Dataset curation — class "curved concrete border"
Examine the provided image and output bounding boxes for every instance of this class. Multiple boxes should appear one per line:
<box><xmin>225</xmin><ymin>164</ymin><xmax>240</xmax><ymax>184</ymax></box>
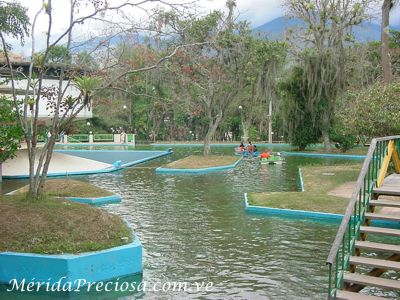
<box><xmin>152</xmin><ymin>143</ymin><xmax>291</xmax><ymax>147</ymax></box>
<box><xmin>3</xmin><ymin>149</ymin><xmax>173</xmax><ymax>180</ymax></box>
<box><xmin>244</xmin><ymin>193</ymin><xmax>343</xmax><ymax>222</ymax></box>
<box><xmin>156</xmin><ymin>156</ymin><xmax>243</xmax><ymax>175</ymax></box>
<box><xmin>244</xmin><ymin>193</ymin><xmax>400</xmax><ymax>227</ymax></box>
<box><xmin>56</xmin><ymin>143</ymin><xmax>133</xmax><ymax>146</ymax></box>
<box><xmin>298</xmin><ymin>168</ymin><xmax>305</xmax><ymax>192</ymax></box>
<box><xmin>0</xmin><ymin>235</ymin><xmax>142</xmax><ymax>288</ymax></box>
<box><xmin>66</xmin><ymin>194</ymin><xmax>121</xmax><ymax>206</ymax></box>
<box><xmin>282</xmin><ymin>151</ymin><xmax>366</xmax><ymax>159</ymax></box>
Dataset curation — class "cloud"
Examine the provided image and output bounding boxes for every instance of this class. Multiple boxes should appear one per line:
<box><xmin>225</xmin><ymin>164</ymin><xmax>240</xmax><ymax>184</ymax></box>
<box><xmin>198</xmin><ymin>0</ymin><xmax>283</xmax><ymax>27</ymax></box>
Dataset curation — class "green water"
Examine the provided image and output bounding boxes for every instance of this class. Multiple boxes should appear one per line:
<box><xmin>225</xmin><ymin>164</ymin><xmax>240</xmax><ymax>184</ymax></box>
<box><xmin>0</xmin><ymin>146</ymin><xmax>363</xmax><ymax>299</ymax></box>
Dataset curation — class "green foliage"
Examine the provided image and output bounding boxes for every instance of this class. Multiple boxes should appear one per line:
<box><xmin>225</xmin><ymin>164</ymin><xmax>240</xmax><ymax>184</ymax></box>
<box><xmin>0</xmin><ymin>97</ymin><xmax>22</xmax><ymax>163</ymax></box>
<box><xmin>74</xmin><ymin>51</ymin><xmax>98</xmax><ymax>68</ymax></box>
<box><xmin>336</xmin><ymin>81</ymin><xmax>400</xmax><ymax>138</ymax></box>
<box><xmin>390</xmin><ymin>29</ymin><xmax>400</xmax><ymax>48</ymax></box>
<box><xmin>46</xmin><ymin>45</ymin><xmax>72</xmax><ymax>64</ymax></box>
<box><xmin>329</xmin><ymin>124</ymin><xmax>357</xmax><ymax>152</ymax></box>
<box><xmin>74</xmin><ymin>76</ymin><xmax>102</xmax><ymax>107</ymax></box>
<box><xmin>278</xmin><ymin>66</ymin><xmax>321</xmax><ymax>150</ymax></box>
<box><xmin>0</xmin><ymin>1</ymin><xmax>29</xmax><ymax>46</ymax></box>
<box><xmin>248</xmin><ymin>126</ymin><xmax>258</xmax><ymax>141</ymax></box>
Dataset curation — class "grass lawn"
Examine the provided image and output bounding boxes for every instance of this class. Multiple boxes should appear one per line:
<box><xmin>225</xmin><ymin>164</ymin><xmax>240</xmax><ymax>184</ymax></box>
<box><xmin>248</xmin><ymin>165</ymin><xmax>361</xmax><ymax>214</ymax></box>
<box><xmin>0</xmin><ymin>193</ymin><xmax>132</xmax><ymax>254</ymax></box>
<box><xmin>163</xmin><ymin>155</ymin><xmax>239</xmax><ymax>169</ymax></box>
<box><xmin>14</xmin><ymin>179</ymin><xmax>113</xmax><ymax>198</ymax></box>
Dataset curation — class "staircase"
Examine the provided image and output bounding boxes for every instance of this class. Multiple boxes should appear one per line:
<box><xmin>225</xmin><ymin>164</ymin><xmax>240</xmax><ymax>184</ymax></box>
<box><xmin>327</xmin><ymin>137</ymin><xmax>400</xmax><ymax>299</ymax></box>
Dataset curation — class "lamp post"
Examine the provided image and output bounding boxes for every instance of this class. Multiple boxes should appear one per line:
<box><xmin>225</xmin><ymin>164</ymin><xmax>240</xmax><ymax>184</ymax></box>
<box><xmin>87</xmin><ymin>121</ymin><xmax>93</xmax><ymax>143</ymax></box>
<box><xmin>238</xmin><ymin>105</ymin><xmax>248</xmax><ymax>143</ymax></box>
<box><xmin>268</xmin><ymin>100</ymin><xmax>273</xmax><ymax>144</ymax></box>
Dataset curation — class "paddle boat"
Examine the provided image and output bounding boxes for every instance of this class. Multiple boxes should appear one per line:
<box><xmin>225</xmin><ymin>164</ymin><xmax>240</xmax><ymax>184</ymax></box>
<box><xmin>260</xmin><ymin>154</ymin><xmax>284</xmax><ymax>165</ymax></box>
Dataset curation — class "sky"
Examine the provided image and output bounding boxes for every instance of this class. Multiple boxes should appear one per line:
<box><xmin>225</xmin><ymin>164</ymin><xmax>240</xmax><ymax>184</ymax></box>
<box><xmin>8</xmin><ymin>0</ymin><xmax>400</xmax><ymax>56</ymax></box>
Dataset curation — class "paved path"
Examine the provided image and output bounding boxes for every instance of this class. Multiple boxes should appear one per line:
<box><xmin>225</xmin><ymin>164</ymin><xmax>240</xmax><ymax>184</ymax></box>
<box><xmin>3</xmin><ymin>149</ymin><xmax>113</xmax><ymax>177</ymax></box>
<box><xmin>328</xmin><ymin>181</ymin><xmax>400</xmax><ymax>216</ymax></box>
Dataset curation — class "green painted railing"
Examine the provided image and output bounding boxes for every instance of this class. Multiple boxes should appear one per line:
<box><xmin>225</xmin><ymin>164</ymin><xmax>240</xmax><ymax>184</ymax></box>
<box><xmin>93</xmin><ymin>134</ymin><xmax>113</xmax><ymax>142</ymax></box>
<box><xmin>68</xmin><ymin>134</ymin><xmax>89</xmax><ymax>143</ymax></box>
<box><xmin>326</xmin><ymin>136</ymin><xmax>400</xmax><ymax>299</ymax></box>
<box><xmin>127</xmin><ymin>134</ymin><xmax>135</xmax><ymax>143</ymax></box>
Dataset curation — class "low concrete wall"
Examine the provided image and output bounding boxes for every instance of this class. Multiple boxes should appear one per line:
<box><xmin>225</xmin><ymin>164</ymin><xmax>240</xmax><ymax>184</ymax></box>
<box><xmin>0</xmin><ymin>235</ymin><xmax>142</xmax><ymax>288</ymax></box>
<box><xmin>156</xmin><ymin>156</ymin><xmax>243</xmax><ymax>175</ymax></box>
<box><xmin>3</xmin><ymin>149</ymin><xmax>173</xmax><ymax>180</ymax></box>
<box><xmin>244</xmin><ymin>193</ymin><xmax>400</xmax><ymax>227</ymax></box>
<box><xmin>282</xmin><ymin>151</ymin><xmax>366</xmax><ymax>159</ymax></box>
<box><xmin>244</xmin><ymin>193</ymin><xmax>343</xmax><ymax>222</ymax></box>
<box><xmin>66</xmin><ymin>194</ymin><xmax>121</xmax><ymax>206</ymax></box>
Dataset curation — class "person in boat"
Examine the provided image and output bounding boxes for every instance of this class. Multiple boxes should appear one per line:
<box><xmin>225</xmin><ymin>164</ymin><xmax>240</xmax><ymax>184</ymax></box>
<box><xmin>247</xmin><ymin>141</ymin><xmax>254</xmax><ymax>155</ymax></box>
<box><xmin>239</xmin><ymin>142</ymin><xmax>245</xmax><ymax>152</ymax></box>
<box><xmin>260</xmin><ymin>149</ymin><xmax>270</xmax><ymax>159</ymax></box>
<box><xmin>253</xmin><ymin>145</ymin><xmax>259</xmax><ymax>157</ymax></box>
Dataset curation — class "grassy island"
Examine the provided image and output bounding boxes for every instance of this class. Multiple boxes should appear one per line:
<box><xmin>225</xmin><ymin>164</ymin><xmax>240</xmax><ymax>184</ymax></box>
<box><xmin>248</xmin><ymin>164</ymin><xmax>361</xmax><ymax>214</ymax></box>
<box><xmin>14</xmin><ymin>179</ymin><xmax>114</xmax><ymax>198</ymax></box>
<box><xmin>163</xmin><ymin>155</ymin><xmax>239</xmax><ymax>169</ymax></box>
<box><xmin>0</xmin><ymin>180</ymin><xmax>131</xmax><ymax>254</ymax></box>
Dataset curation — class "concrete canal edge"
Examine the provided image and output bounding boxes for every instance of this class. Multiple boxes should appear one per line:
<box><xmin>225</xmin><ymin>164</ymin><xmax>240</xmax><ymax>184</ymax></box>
<box><xmin>155</xmin><ymin>156</ymin><xmax>243</xmax><ymax>175</ymax></box>
<box><xmin>244</xmin><ymin>193</ymin><xmax>343</xmax><ymax>222</ymax></box>
<box><xmin>66</xmin><ymin>194</ymin><xmax>122</xmax><ymax>206</ymax></box>
<box><xmin>244</xmin><ymin>194</ymin><xmax>400</xmax><ymax>227</ymax></box>
<box><xmin>282</xmin><ymin>151</ymin><xmax>366</xmax><ymax>159</ymax></box>
<box><xmin>0</xmin><ymin>234</ymin><xmax>142</xmax><ymax>288</ymax></box>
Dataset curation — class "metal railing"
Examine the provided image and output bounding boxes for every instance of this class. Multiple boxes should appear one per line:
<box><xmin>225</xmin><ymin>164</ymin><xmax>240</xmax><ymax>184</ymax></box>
<box><xmin>93</xmin><ymin>133</ymin><xmax>113</xmax><ymax>142</ymax></box>
<box><xmin>326</xmin><ymin>136</ymin><xmax>400</xmax><ymax>299</ymax></box>
<box><xmin>67</xmin><ymin>134</ymin><xmax>89</xmax><ymax>143</ymax></box>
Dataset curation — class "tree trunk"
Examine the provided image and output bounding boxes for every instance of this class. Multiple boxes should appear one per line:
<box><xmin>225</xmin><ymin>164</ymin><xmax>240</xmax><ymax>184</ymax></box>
<box><xmin>204</xmin><ymin>113</ymin><xmax>223</xmax><ymax>156</ymax></box>
<box><xmin>322</xmin><ymin>129</ymin><xmax>331</xmax><ymax>150</ymax></box>
<box><xmin>381</xmin><ymin>0</ymin><xmax>393</xmax><ymax>83</ymax></box>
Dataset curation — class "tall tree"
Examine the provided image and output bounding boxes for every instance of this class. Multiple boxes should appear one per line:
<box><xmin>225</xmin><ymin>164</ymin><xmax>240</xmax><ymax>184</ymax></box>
<box><xmin>381</xmin><ymin>0</ymin><xmax>398</xmax><ymax>83</ymax></box>
<box><xmin>169</xmin><ymin>2</ymin><xmax>267</xmax><ymax>155</ymax></box>
<box><xmin>239</xmin><ymin>39</ymin><xmax>286</xmax><ymax>144</ymax></box>
<box><xmin>284</xmin><ymin>0</ymin><xmax>372</xmax><ymax>149</ymax></box>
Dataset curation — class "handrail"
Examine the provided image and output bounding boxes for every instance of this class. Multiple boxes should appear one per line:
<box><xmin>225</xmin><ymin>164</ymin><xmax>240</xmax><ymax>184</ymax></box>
<box><xmin>326</xmin><ymin>139</ymin><xmax>377</xmax><ymax>265</ymax></box>
<box><xmin>326</xmin><ymin>135</ymin><xmax>400</xmax><ymax>299</ymax></box>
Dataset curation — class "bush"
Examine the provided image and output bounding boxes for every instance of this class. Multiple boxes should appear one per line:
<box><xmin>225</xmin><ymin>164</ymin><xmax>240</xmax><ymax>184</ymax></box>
<box><xmin>336</xmin><ymin>81</ymin><xmax>400</xmax><ymax>138</ymax></box>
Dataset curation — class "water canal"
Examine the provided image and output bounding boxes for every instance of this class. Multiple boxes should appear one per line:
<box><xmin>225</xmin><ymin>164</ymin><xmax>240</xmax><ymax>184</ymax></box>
<box><xmin>0</xmin><ymin>145</ymin><xmax>361</xmax><ymax>299</ymax></box>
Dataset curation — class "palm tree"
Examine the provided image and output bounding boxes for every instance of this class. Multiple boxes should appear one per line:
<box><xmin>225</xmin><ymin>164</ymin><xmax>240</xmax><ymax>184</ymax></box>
<box><xmin>73</xmin><ymin>76</ymin><xmax>101</xmax><ymax>110</ymax></box>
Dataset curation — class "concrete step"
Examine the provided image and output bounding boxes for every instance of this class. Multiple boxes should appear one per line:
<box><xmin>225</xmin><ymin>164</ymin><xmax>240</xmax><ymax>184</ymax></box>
<box><xmin>365</xmin><ymin>213</ymin><xmax>400</xmax><ymax>222</ymax></box>
<box><xmin>343</xmin><ymin>273</ymin><xmax>400</xmax><ymax>290</ymax></box>
<box><xmin>355</xmin><ymin>241</ymin><xmax>400</xmax><ymax>254</ymax></box>
<box><xmin>360</xmin><ymin>226</ymin><xmax>400</xmax><ymax>237</ymax></box>
<box><xmin>350</xmin><ymin>256</ymin><xmax>400</xmax><ymax>271</ymax></box>
<box><xmin>369</xmin><ymin>199</ymin><xmax>400</xmax><ymax>208</ymax></box>
<box><xmin>336</xmin><ymin>290</ymin><xmax>387</xmax><ymax>300</ymax></box>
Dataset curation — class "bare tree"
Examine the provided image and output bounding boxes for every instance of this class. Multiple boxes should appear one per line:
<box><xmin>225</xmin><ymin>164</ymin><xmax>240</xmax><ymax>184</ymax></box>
<box><xmin>0</xmin><ymin>0</ymin><xmax>199</xmax><ymax>197</ymax></box>
<box><xmin>284</xmin><ymin>0</ymin><xmax>374</xmax><ymax>149</ymax></box>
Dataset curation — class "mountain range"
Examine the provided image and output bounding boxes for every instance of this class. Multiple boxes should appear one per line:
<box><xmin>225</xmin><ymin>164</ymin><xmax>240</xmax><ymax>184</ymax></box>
<box><xmin>253</xmin><ymin>16</ymin><xmax>400</xmax><ymax>42</ymax></box>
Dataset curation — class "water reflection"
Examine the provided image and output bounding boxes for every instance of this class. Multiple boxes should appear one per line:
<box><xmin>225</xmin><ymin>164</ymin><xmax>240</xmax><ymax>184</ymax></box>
<box><xmin>1</xmin><ymin>145</ymin><xmax>359</xmax><ymax>299</ymax></box>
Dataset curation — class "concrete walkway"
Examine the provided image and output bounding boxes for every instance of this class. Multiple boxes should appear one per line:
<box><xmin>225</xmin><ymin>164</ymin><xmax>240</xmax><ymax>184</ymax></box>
<box><xmin>329</xmin><ymin>181</ymin><xmax>400</xmax><ymax>216</ymax></box>
<box><xmin>3</xmin><ymin>149</ymin><xmax>113</xmax><ymax>177</ymax></box>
